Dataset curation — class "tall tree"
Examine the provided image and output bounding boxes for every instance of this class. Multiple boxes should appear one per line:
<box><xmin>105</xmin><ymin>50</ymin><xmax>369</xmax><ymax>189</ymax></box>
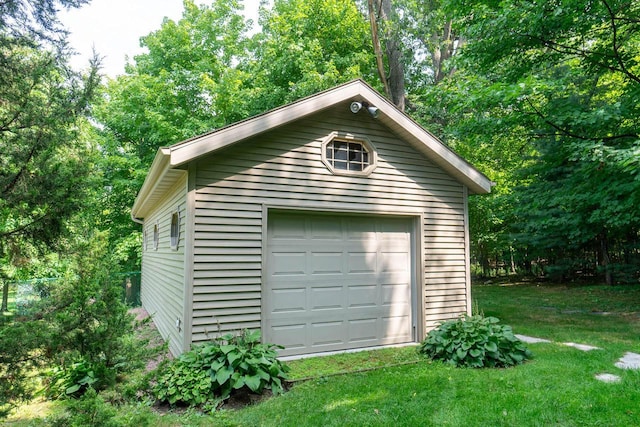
<box><xmin>96</xmin><ymin>0</ymin><xmax>376</xmax><ymax>272</ymax></box>
<box><xmin>0</xmin><ymin>0</ymin><xmax>100</xmax><ymax>413</ymax></box>
<box><xmin>445</xmin><ymin>0</ymin><xmax>640</xmax><ymax>283</ymax></box>
<box><xmin>97</xmin><ymin>0</ymin><xmax>250</xmax><ymax>164</ymax></box>
<box><xmin>250</xmin><ymin>0</ymin><xmax>375</xmax><ymax>109</ymax></box>
<box><xmin>0</xmin><ymin>0</ymin><xmax>99</xmax><ymax>310</ymax></box>
<box><xmin>367</xmin><ymin>0</ymin><xmax>405</xmax><ymax>109</ymax></box>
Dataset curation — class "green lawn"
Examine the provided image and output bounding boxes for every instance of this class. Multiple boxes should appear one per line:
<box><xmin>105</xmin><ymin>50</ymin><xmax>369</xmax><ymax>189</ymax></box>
<box><xmin>474</xmin><ymin>282</ymin><xmax>640</xmax><ymax>352</ymax></box>
<box><xmin>208</xmin><ymin>282</ymin><xmax>640</xmax><ymax>427</ymax></box>
<box><xmin>7</xmin><ymin>282</ymin><xmax>640</xmax><ymax>426</ymax></box>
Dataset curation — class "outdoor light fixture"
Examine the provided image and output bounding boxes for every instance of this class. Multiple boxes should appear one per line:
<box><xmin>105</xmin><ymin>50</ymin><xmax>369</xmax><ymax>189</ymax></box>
<box><xmin>350</xmin><ymin>101</ymin><xmax>379</xmax><ymax>119</ymax></box>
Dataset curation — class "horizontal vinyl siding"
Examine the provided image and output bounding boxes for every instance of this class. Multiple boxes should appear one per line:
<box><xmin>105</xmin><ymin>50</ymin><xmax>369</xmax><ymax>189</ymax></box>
<box><xmin>192</xmin><ymin>106</ymin><xmax>467</xmax><ymax>345</ymax></box>
<box><xmin>141</xmin><ymin>174</ymin><xmax>187</xmax><ymax>355</ymax></box>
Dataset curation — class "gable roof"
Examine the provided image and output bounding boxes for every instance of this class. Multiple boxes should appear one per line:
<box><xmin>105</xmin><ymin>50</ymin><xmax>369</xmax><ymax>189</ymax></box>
<box><xmin>132</xmin><ymin>79</ymin><xmax>493</xmax><ymax>219</ymax></box>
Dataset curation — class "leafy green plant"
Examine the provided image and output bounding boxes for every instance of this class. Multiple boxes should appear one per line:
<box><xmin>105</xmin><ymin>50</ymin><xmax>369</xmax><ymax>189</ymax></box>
<box><xmin>153</xmin><ymin>355</ymin><xmax>213</xmax><ymax>406</ymax></box>
<box><xmin>152</xmin><ymin>330</ymin><xmax>289</xmax><ymax>408</ymax></box>
<box><xmin>418</xmin><ymin>315</ymin><xmax>532</xmax><ymax>368</ymax></box>
<box><xmin>47</xmin><ymin>388</ymin><xmax>119</xmax><ymax>427</ymax></box>
<box><xmin>44</xmin><ymin>359</ymin><xmax>98</xmax><ymax>399</ymax></box>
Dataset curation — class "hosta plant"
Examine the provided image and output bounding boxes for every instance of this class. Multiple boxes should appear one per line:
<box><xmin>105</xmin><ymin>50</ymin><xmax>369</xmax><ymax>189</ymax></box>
<box><xmin>152</xmin><ymin>329</ymin><xmax>289</xmax><ymax>408</ymax></box>
<box><xmin>205</xmin><ymin>329</ymin><xmax>289</xmax><ymax>399</ymax></box>
<box><xmin>418</xmin><ymin>315</ymin><xmax>532</xmax><ymax>368</ymax></box>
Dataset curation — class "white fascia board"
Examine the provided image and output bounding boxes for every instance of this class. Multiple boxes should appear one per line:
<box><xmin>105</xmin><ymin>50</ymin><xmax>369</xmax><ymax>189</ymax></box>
<box><xmin>131</xmin><ymin>147</ymin><xmax>171</xmax><ymax>219</ymax></box>
<box><xmin>362</xmin><ymin>89</ymin><xmax>493</xmax><ymax>194</ymax></box>
<box><xmin>169</xmin><ymin>81</ymin><xmax>363</xmax><ymax>167</ymax></box>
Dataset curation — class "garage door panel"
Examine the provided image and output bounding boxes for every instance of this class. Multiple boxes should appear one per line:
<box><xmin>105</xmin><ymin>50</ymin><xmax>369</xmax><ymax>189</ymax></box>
<box><xmin>348</xmin><ymin>284</ymin><xmax>378</xmax><ymax>308</ymax></box>
<box><xmin>265</xmin><ymin>212</ymin><xmax>415</xmax><ymax>356</ymax></box>
<box><xmin>346</xmin><ymin>228</ymin><xmax>377</xmax><ymax>241</ymax></box>
<box><xmin>381</xmin><ymin>283</ymin><xmax>411</xmax><ymax>305</ymax></box>
<box><xmin>380</xmin><ymin>254</ymin><xmax>410</xmax><ymax>274</ymax></box>
<box><xmin>270</xmin><ymin>252</ymin><xmax>306</xmax><ymax>275</ymax></box>
<box><xmin>270</xmin><ymin>287</ymin><xmax>306</xmax><ymax>313</ymax></box>
<box><xmin>349</xmin><ymin>318</ymin><xmax>379</xmax><ymax>342</ymax></box>
<box><xmin>310</xmin><ymin>286</ymin><xmax>344</xmax><ymax>310</ymax></box>
<box><xmin>347</xmin><ymin>252</ymin><xmax>377</xmax><ymax>273</ymax></box>
<box><xmin>310</xmin><ymin>252</ymin><xmax>343</xmax><ymax>274</ymax></box>
<box><xmin>270</xmin><ymin>324</ymin><xmax>306</xmax><ymax>350</ymax></box>
<box><xmin>382</xmin><ymin>315</ymin><xmax>412</xmax><ymax>340</ymax></box>
<box><xmin>270</xmin><ymin>216</ymin><xmax>306</xmax><ymax>239</ymax></box>
<box><xmin>310</xmin><ymin>217</ymin><xmax>343</xmax><ymax>239</ymax></box>
<box><xmin>311</xmin><ymin>320</ymin><xmax>346</xmax><ymax>346</ymax></box>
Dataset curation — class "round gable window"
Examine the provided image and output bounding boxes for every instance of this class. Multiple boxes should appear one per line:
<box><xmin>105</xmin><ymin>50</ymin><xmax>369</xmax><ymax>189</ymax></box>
<box><xmin>321</xmin><ymin>132</ymin><xmax>377</xmax><ymax>176</ymax></box>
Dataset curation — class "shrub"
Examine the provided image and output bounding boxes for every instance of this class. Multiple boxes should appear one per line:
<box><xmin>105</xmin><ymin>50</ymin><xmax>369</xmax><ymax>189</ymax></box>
<box><xmin>418</xmin><ymin>315</ymin><xmax>533</xmax><ymax>368</ymax></box>
<box><xmin>0</xmin><ymin>318</ymin><xmax>50</xmax><ymax>418</ymax></box>
<box><xmin>153</xmin><ymin>330</ymin><xmax>289</xmax><ymax>408</ymax></box>
<box><xmin>44</xmin><ymin>233</ymin><xmax>149</xmax><ymax>394</ymax></box>
<box><xmin>44</xmin><ymin>358</ymin><xmax>99</xmax><ymax>399</ymax></box>
<box><xmin>153</xmin><ymin>355</ymin><xmax>213</xmax><ymax>406</ymax></box>
<box><xmin>47</xmin><ymin>388</ymin><xmax>119</xmax><ymax>427</ymax></box>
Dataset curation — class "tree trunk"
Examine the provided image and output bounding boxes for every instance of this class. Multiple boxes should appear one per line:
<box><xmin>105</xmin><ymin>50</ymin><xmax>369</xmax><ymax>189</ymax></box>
<box><xmin>599</xmin><ymin>232</ymin><xmax>614</xmax><ymax>286</ymax></box>
<box><xmin>430</xmin><ymin>19</ymin><xmax>457</xmax><ymax>84</ymax></box>
<box><xmin>369</xmin><ymin>0</ymin><xmax>406</xmax><ymax>111</ymax></box>
<box><xmin>367</xmin><ymin>0</ymin><xmax>391</xmax><ymax>100</ymax></box>
<box><xmin>1</xmin><ymin>279</ymin><xmax>8</xmax><ymax>312</ymax></box>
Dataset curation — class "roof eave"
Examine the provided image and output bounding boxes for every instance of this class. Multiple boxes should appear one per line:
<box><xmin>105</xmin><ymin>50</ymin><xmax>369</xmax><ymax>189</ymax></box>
<box><xmin>132</xmin><ymin>79</ymin><xmax>492</xmax><ymax>222</ymax></box>
<box><xmin>166</xmin><ymin>79</ymin><xmax>492</xmax><ymax>193</ymax></box>
<box><xmin>168</xmin><ymin>80</ymin><xmax>364</xmax><ymax>167</ymax></box>
<box><xmin>131</xmin><ymin>147</ymin><xmax>171</xmax><ymax>219</ymax></box>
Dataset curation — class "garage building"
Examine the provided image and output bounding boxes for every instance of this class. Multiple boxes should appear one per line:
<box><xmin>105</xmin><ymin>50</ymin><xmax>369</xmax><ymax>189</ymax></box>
<box><xmin>131</xmin><ymin>80</ymin><xmax>492</xmax><ymax>357</ymax></box>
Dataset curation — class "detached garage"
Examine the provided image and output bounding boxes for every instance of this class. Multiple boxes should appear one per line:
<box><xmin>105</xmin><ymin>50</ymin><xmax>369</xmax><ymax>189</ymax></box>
<box><xmin>131</xmin><ymin>79</ymin><xmax>492</xmax><ymax>357</ymax></box>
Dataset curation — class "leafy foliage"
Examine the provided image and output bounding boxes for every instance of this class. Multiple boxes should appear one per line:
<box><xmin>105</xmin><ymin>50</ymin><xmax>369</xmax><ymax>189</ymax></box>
<box><xmin>97</xmin><ymin>0</ymin><xmax>252</xmax><ymax>164</ymax></box>
<box><xmin>0</xmin><ymin>317</ymin><xmax>50</xmax><ymax>417</ymax></box>
<box><xmin>206</xmin><ymin>329</ymin><xmax>289</xmax><ymax>398</ymax></box>
<box><xmin>0</xmin><ymin>234</ymin><xmax>148</xmax><ymax>418</ymax></box>
<box><xmin>153</xmin><ymin>353</ymin><xmax>214</xmax><ymax>407</ymax></box>
<box><xmin>47</xmin><ymin>388</ymin><xmax>120</xmax><ymax>427</ymax></box>
<box><xmin>250</xmin><ymin>0</ymin><xmax>375</xmax><ymax>108</ymax></box>
<box><xmin>418</xmin><ymin>315</ymin><xmax>533</xmax><ymax>368</ymax></box>
<box><xmin>0</xmin><ymin>0</ymin><xmax>100</xmax><ymax>312</ymax></box>
<box><xmin>153</xmin><ymin>330</ymin><xmax>289</xmax><ymax>407</ymax></box>
<box><xmin>430</xmin><ymin>0</ymin><xmax>640</xmax><ymax>281</ymax></box>
<box><xmin>44</xmin><ymin>359</ymin><xmax>98</xmax><ymax>399</ymax></box>
<box><xmin>43</xmin><ymin>232</ymin><xmax>148</xmax><ymax>389</ymax></box>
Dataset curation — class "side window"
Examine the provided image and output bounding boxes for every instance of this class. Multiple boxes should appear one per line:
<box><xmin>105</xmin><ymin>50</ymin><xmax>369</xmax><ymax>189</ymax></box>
<box><xmin>153</xmin><ymin>223</ymin><xmax>159</xmax><ymax>250</ymax></box>
<box><xmin>170</xmin><ymin>210</ymin><xmax>180</xmax><ymax>250</ymax></box>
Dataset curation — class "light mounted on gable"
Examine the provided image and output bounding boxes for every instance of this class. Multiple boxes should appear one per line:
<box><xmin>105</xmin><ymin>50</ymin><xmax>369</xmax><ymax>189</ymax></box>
<box><xmin>350</xmin><ymin>101</ymin><xmax>379</xmax><ymax>119</ymax></box>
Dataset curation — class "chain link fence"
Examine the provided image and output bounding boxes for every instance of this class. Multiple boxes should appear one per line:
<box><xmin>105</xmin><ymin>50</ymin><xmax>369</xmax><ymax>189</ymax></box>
<box><xmin>8</xmin><ymin>272</ymin><xmax>141</xmax><ymax>316</ymax></box>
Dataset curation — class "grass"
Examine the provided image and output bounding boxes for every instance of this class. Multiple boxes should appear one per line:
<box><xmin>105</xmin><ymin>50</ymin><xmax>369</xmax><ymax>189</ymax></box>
<box><xmin>220</xmin><ymin>346</ymin><xmax>640</xmax><ymax>426</ymax></box>
<box><xmin>6</xmin><ymin>281</ymin><xmax>640</xmax><ymax>426</ymax></box>
<box><xmin>285</xmin><ymin>345</ymin><xmax>423</xmax><ymax>381</ymax></box>
<box><xmin>216</xmin><ymin>282</ymin><xmax>640</xmax><ymax>426</ymax></box>
<box><xmin>474</xmin><ymin>281</ymin><xmax>640</xmax><ymax>353</ymax></box>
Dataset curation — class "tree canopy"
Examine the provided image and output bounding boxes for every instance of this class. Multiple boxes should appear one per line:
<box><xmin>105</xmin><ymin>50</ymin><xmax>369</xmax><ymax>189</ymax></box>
<box><xmin>446</xmin><ymin>0</ymin><xmax>640</xmax><ymax>282</ymax></box>
<box><xmin>0</xmin><ymin>0</ymin><xmax>99</xmax><ymax>310</ymax></box>
<box><xmin>4</xmin><ymin>0</ymin><xmax>639</xmax><ymax>309</ymax></box>
<box><xmin>92</xmin><ymin>0</ymin><xmax>640</xmax><ymax>284</ymax></box>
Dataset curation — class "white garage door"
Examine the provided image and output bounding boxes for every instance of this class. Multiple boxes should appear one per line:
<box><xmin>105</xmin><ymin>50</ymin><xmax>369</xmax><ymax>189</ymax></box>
<box><xmin>264</xmin><ymin>211</ymin><xmax>415</xmax><ymax>357</ymax></box>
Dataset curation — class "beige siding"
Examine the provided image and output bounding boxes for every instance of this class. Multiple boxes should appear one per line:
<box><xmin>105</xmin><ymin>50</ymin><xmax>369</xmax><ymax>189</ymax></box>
<box><xmin>190</xmin><ymin>106</ymin><xmax>468</xmax><ymax>346</ymax></box>
<box><xmin>141</xmin><ymin>174</ymin><xmax>187</xmax><ymax>355</ymax></box>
